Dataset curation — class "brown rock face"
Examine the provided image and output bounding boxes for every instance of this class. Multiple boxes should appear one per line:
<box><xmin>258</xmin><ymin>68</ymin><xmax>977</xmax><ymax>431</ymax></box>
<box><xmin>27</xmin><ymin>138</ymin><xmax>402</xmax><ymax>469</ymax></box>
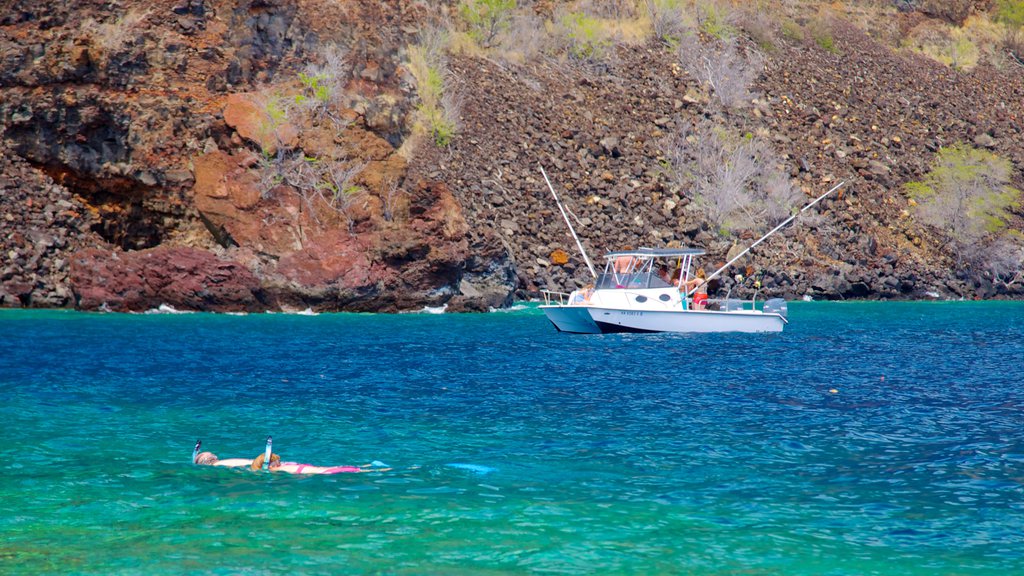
<box><xmin>191</xmin><ymin>145</ymin><xmax>514</xmax><ymax>311</ymax></box>
<box><xmin>223</xmin><ymin>93</ymin><xmax>299</xmax><ymax>155</ymax></box>
<box><xmin>69</xmin><ymin>246</ymin><xmax>263</xmax><ymax>312</ymax></box>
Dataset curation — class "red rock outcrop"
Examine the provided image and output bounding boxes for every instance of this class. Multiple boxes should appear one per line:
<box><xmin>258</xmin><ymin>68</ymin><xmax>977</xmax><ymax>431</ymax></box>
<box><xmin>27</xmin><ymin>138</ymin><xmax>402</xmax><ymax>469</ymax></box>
<box><xmin>69</xmin><ymin>246</ymin><xmax>263</xmax><ymax>312</ymax></box>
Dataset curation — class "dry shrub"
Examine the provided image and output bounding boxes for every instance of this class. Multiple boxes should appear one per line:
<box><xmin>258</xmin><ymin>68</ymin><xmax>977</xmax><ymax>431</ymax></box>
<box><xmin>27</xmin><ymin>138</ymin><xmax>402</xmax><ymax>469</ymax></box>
<box><xmin>677</xmin><ymin>33</ymin><xmax>763</xmax><ymax>109</ymax></box>
<box><xmin>645</xmin><ymin>0</ymin><xmax>692</xmax><ymax>45</ymax></box>
<box><xmin>737</xmin><ymin>7</ymin><xmax>778</xmax><ymax>52</ymax></box>
<box><xmin>260</xmin><ymin>151</ymin><xmax>367</xmax><ymax>231</ymax></box>
<box><xmin>665</xmin><ymin>121</ymin><xmax>800</xmax><ymax>237</ymax></box>
<box><xmin>1007</xmin><ymin>27</ymin><xmax>1024</xmax><ymax>64</ymax></box>
<box><xmin>296</xmin><ymin>43</ymin><xmax>352</xmax><ymax>125</ymax></box>
<box><xmin>496</xmin><ymin>11</ymin><xmax>550</xmax><ymax>63</ymax></box>
<box><xmin>578</xmin><ymin>0</ymin><xmax>637</xmax><ymax>19</ymax></box>
<box><xmin>81</xmin><ymin>8</ymin><xmax>150</xmax><ymax>64</ymax></box>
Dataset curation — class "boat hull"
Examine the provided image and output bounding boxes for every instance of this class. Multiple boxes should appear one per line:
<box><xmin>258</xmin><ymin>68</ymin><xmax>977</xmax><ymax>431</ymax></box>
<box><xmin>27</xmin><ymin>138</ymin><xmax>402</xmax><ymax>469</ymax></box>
<box><xmin>541</xmin><ymin>305</ymin><xmax>602</xmax><ymax>334</ymax></box>
<box><xmin>543</xmin><ymin>305</ymin><xmax>785</xmax><ymax>334</ymax></box>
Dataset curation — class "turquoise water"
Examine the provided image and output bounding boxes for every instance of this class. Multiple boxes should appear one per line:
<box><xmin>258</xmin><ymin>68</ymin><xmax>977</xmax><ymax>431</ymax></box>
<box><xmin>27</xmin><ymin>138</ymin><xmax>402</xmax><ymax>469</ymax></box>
<box><xmin>2</xmin><ymin>302</ymin><xmax>1023</xmax><ymax>575</ymax></box>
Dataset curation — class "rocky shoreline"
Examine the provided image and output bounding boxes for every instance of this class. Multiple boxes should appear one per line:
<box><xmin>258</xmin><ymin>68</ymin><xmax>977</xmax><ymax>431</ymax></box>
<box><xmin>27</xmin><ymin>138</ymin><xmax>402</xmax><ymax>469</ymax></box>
<box><xmin>2</xmin><ymin>1</ymin><xmax>1022</xmax><ymax>312</ymax></box>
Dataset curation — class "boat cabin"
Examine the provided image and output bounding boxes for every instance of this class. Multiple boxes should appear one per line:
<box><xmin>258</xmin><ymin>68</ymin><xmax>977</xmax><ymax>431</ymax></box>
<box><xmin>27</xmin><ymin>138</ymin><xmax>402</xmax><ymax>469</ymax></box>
<box><xmin>596</xmin><ymin>248</ymin><xmax>705</xmax><ymax>291</ymax></box>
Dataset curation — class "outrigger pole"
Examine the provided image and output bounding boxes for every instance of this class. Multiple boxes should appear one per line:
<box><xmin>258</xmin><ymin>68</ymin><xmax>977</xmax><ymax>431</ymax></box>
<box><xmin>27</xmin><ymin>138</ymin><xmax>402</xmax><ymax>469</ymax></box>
<box><xmin>689</xmin><ymin>181</ymin><xmax>846</xmax><ymax>296</ymax></box>
<box><xmin>540</xmin><ymin>165</ymin><xmax>597</xmax><ymax>279</ymax></box>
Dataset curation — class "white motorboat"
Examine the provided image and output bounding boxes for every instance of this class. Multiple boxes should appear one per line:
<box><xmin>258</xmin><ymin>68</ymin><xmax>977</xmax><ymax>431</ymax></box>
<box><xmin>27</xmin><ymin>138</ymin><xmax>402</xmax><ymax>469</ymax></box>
<box><xmin>540</xmin><ymin>248</ymin><xmax>788</xmax><ymax>334</ymax></box>
<box><xmin>535</xmin><ymin>166</ymin><xmax>842</xmax><ymax>335</ymax></box>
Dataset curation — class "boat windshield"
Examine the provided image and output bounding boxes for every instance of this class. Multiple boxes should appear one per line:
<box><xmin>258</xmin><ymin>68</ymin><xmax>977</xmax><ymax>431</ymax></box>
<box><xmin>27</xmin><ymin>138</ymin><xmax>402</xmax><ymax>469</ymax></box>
<box><xmin>596</xmin><ymin>271</ymin><xmax>674</xmax><ymax>290</ymax></box>
<box><xmin>599</xmin><ymin>248</ymin><xmax>703</xmax><ymax>290</ymax></box>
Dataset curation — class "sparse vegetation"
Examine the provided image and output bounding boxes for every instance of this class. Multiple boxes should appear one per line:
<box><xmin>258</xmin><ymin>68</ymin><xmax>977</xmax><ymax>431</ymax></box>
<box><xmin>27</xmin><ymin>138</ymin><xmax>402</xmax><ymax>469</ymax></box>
<box><xmin>905</xmin><ymin>144</ymin><xmax>1023</xmax><ymax>279</ymax></box>
<box><xmin>997</xmin><ymin>0</ymin><xmax>1024</xmax><ymax>25</ymax></box>
<box><xmin>558</xmin><ymin>11</ymin><xmax>614</xmax><ymax>63</ymax></box>
<box><xmin>256</xmin><ymin>150</ymin><xmax>366</xmax><ymax>232</ymax></box>
<box><xmin>678</xmin><ymin>33</ymin><xmax>763</xmax><ymax>109</ymax></box>
<box><xmin>294</xmin><ymin>44</ymin><xmax>350</xmax><ymax>123</ymax></box>
<box><xmin>459</xmin><ymin>0</ymin><xmax>516</xmax><ymax>48</ymax></box>
<box><xmin>780</xmin><ymin>18</ymin><xmax>804</xmax><ymax>43</ymax></box>
<box><xmin>996</xmin><ymin>0</ymin><xmax>1024</xmax><ymax>63</ymax></box>
<box><xmin>902</xmin><ymin>22</ymin><xmax>980</xmax><ymax>70</ymax></box>
<box><xmin>81</xmin><ymin>8</ymin><xmax>150</xmax><ymax>65</ymax></box>
<box><xmin>380</xmin><ymin>176</ymin><xmax>408</xmax><ymax>223</ymax></box>
<box><xmin>407</xmin><ymin>27</ymin><xmax>460</xmax><ymax>147</ymax></box>
<box><xmin>696</xmin><ymin>0</ymin><xmax>737</xmax><ymax>41</ymax></box>
<box><xmin>495</xmin><ymin>11</ymin><xmax>549</xmax><ymax>63</ymax></box>
<box><xmin>645</xmin><ymin>0</ymin><xmax>690</xmax><ymax>46</ymax></box>
<box><xmin>738</xmin><ymin>7</ymin><xmax>778</xmax><ymax>52</ymax></box>
<box><xmin>808</xmin><ymin>17</ymin><xmax>839</xmax><ymax>54</ymax></box>
<box><xmin>665</xmin><ymin>121</ymin><xmax>800</xmax><ymax>237</ymax></box>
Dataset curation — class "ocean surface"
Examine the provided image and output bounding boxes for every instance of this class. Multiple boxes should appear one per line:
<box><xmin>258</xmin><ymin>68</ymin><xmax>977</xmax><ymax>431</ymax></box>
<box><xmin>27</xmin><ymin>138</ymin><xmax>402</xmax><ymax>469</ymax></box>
<box><xmin>1</xmin><ymin>302</ymin><xmax>1023</xmax><ymax>575</ymax></box>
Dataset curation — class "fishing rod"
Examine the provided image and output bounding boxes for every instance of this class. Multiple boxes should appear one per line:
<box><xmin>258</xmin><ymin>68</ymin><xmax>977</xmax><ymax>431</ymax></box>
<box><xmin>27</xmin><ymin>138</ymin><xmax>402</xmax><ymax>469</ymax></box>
<box><xmin>688</xmin><ymin>181</ymin><xmax>846</xmax><ymax>296</ymax></box>
<box><xmin>540</xmin><ymin>165</ymin><xmax>597</xmax><ymax>279</ymax></box>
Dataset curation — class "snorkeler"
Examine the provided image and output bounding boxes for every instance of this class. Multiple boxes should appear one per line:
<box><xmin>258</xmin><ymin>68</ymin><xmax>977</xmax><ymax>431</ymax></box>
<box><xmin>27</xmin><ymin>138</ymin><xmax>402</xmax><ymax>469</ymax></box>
<box><xmin>192</xmin><ymin>440</ymin><xmax>252</xmax><ymax>467</ymax></box>
<box><xmin>193</xmin><ymin>438</ymin><xmax>390</xmax><ymax>475</ymax></box>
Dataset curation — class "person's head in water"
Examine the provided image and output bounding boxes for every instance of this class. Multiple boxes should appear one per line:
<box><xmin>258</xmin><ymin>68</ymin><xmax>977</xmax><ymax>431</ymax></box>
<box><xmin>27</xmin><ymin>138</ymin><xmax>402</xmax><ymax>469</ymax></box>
<box><xmin>195</xmin><ymin>452</ymin><xmax>219</xmax><ymax>465</ymax></box>
<box><xmin>251</xmin><ymin>452</ymin><xmax>281</xmax><ymax>471</ymax></box>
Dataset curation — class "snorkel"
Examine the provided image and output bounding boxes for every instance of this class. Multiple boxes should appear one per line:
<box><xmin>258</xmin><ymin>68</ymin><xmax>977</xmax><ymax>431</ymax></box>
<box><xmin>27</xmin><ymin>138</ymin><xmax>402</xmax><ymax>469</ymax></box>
<box><xmin>192</xmin><ymin>439</ymin><xmax>201</xmax><ymax>464</ymax></box>
<box><xmin>262</xmin><ymin>436</ymin><xmax>272</xmax><ymax>471</ymax></box>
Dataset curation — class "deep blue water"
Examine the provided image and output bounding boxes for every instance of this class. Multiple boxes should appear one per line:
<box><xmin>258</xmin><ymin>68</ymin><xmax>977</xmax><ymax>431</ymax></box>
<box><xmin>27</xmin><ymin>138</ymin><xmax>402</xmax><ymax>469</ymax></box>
<box><xmin>1</xmin><ymin>302</ymin><xmax>1023</xmax><ymax>574</ymax></box>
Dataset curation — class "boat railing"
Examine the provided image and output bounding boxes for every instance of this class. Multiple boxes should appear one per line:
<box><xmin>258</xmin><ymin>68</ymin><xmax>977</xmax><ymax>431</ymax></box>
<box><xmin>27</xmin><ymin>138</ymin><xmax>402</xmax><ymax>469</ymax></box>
<box><xmin>541</xmin><ymin>290</ymin><xmax>572</xmax><ymax>306</ymax></box>
<box><xmin>706</xmin><ymin>298</ymin><xmax>757</xmax><ymax>312</ymax></box>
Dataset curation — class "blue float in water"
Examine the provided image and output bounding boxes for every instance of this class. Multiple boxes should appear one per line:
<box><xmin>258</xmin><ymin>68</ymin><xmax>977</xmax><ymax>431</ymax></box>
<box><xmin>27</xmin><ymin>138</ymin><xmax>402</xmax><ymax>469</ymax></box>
<box><xmin>445</xmin><ymin>463</ymin><xmax>497</xmax><ymax>475</ymax></box>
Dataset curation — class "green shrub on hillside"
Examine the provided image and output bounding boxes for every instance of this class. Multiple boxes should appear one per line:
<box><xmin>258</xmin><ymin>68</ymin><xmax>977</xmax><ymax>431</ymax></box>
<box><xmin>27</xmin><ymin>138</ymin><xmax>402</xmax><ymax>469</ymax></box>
<box><xmin>408</xmin><ymin>28</ymin><xmax>459</xmax><ymax>148</ymax></box>
<box><xmin>697</xmin><ymin>1</ymin><xmax>736</xmax><ymax>41</ymax></box>
<box><xmin>459</xmin><ymin>0</ymin><xmax>516</xmax><ymax>47</ymax></box>
<box><xmin>808</xmin><ymin>18</ymin><xmax>839</xmax><ymax>54</ymax></box>
<box><xmin>780</xmin><ymin>18</ymin><xmax>804</xmax><ymax>42</ymax></box>
<box><xmin>905</xmin><ymin>144</ymin><xmax>1022</xmax><ymax>276</ymax></box>
<box><xmin>297</xmin><ymin>73</ymin><xmax>331</xmax><ymax>107</ymax></box>
<box><xmin>996</xmin><ymin>0</ymin><xmax>1024</xmax><ymax>27</ymax></box>
<box><xmin>560</xmin><ymin>12</ymin><xmax>613</xmax><ymax>62</ymax></box>
<box><xmin>996</xmin><ymin>0</ymin><xmax>1024</xmax><ymax>61</ymax></box>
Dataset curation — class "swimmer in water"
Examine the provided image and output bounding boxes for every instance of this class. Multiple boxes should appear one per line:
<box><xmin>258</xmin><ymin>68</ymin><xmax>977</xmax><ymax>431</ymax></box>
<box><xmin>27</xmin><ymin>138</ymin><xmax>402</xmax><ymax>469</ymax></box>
<box><xmin>193</xmin><ymin>439</ymin><xmax>390</xmax><ymax>474</ymax></box>
<box><xmin>194</xmin><ymin>452</ymin><xmax>252</xmax><ymax>467</ymax></box>
<box><xmin>250</xmin><ymin>452</ymin><xmax>390</xmax><ymax>475</ymax></box>
<box><xmin>192</xmin><ymin>440</ymin><xmax>252</xmax><ymax>467</ymax></box>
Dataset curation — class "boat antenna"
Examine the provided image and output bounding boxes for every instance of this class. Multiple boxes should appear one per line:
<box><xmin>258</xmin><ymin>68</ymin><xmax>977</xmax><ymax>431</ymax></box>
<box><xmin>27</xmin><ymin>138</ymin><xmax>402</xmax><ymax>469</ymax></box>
<box><xmin>540</xmin><ymin>165</ymin><xmax>597</xmax><ymax>279</ymax></box>
<box><xmin>689</xmin><ymin>181</ymin><xmax>846</xmax><ymax>296</ymax></box>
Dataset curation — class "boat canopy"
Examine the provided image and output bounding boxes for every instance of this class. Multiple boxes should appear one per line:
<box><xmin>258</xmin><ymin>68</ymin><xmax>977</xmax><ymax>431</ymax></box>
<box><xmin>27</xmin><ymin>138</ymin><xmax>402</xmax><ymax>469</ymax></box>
<box><xmin>603</xmin><ymin>248</ymin><xmax>705</xmax><ymax>259</ymax></box>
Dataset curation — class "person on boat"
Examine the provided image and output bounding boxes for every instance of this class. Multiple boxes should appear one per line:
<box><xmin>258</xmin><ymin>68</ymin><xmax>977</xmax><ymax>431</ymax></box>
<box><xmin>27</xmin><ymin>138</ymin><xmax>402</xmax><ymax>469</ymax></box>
<box><xmin>570</xmin><ymin>284</ymin><xmax>594</xmax><ymax>304</ymax></box>
<box><xmin>683</xmin><ymin>267</ymin><xmax>709</xmax><ymax>310</ymax></box>
<box><xmin>250</xmin><ymin>452</ymin><xmax>387</xmax><ymax>475</ymax></box>
<box><xmin>613</xmin><ymin>247</ymin><xmax>634</xmax><ymax>274</ymax></box>
<box><xmin>657</xmin><ymin>264</ymin><xmax>673</xmax><ymax>284</ymax></box>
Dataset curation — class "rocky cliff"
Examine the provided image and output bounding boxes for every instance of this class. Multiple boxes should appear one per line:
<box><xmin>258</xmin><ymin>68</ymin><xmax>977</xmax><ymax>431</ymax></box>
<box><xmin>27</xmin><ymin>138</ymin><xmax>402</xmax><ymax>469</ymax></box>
<box><xmin>2</xmin><ymin>0</ymin><xmax>1022</xmax><ymax>311</ymax></box>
